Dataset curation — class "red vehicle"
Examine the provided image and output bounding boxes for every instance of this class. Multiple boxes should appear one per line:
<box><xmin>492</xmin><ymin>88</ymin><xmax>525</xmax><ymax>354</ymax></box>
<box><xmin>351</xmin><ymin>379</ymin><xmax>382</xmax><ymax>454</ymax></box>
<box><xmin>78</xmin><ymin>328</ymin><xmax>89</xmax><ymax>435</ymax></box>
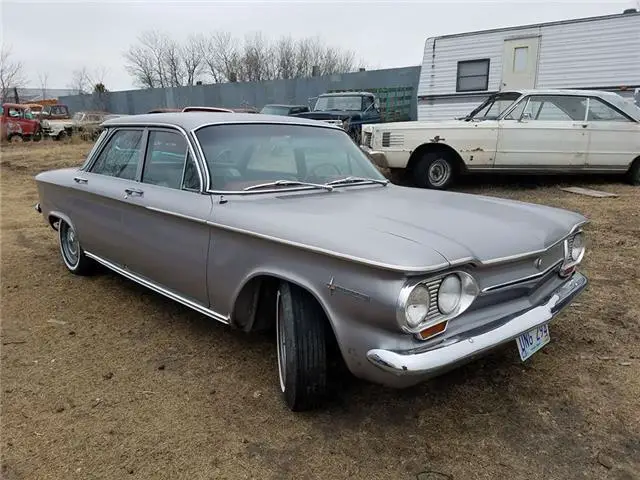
<box><xmin>0</xmin><ymin>103</ymin><xmax>42</xmax><ymax>142</ymax></box>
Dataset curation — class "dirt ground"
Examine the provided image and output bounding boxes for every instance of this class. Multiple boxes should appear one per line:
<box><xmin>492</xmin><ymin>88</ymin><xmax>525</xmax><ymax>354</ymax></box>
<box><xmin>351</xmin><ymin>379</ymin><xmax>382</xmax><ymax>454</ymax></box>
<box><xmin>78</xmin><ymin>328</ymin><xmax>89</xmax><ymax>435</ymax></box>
<box><xmin>1</xmin><ymin>141</ymin><xmax>639</xmax><ymax>480</ymax></box>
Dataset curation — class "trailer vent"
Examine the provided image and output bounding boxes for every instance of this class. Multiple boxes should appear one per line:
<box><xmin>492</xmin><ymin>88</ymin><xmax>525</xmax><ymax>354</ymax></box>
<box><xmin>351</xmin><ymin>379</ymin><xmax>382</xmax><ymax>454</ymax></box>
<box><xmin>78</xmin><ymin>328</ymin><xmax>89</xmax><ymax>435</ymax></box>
<box><xmin>381</xmin><ymin>132</ymin><xmax>404</xmax><ymax>147</ymax></box>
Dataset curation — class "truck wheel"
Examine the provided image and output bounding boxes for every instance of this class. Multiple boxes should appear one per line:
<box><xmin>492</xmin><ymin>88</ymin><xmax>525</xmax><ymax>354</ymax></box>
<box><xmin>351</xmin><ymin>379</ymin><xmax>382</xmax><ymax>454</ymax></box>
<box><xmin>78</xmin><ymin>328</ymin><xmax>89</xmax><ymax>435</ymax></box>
<box><xmin>57</xmin><ymin>131</ymin><xmax>67</xmax><ymax>141</ymax></box>
<box><xmin>33</xmin><ymin>128</ymin><xmax>43</xmax><ymax>142</ymax></box>
<box><xmin>8</xmin><ymin>134</ymin><xmax>23</xmax><ymax>143</ymax></box>
<box><xmin>276</xmin><ymin>281</ymin><xmax>328</xmax><ymax>411</ymax></box>
<box><xmin>413</xmin><ymin>152</ymin><xmax>456</xmax><ymax>190</ymax></box>
<box><xmin>627</xmin><ymin>158</ymin><xmax>640</xmax><ymax>186</ymax></box>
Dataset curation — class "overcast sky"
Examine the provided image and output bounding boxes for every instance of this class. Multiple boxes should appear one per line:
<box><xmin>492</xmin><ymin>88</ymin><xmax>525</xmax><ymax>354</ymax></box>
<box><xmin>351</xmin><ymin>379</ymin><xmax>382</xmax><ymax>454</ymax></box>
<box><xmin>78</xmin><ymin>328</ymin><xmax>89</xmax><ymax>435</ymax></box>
<box><xmin>3</xmin><ymin>0</ymin><xmax>637</xmax><ymax>91</ymax></box>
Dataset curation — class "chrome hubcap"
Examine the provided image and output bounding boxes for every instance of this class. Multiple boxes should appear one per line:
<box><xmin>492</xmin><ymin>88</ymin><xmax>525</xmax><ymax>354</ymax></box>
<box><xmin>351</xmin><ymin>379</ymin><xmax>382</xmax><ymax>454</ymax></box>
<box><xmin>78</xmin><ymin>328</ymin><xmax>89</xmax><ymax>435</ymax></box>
<box><xmin>276</xmin><ymin>291</ymin><xmax>286</xmax><ymax>392</ymax></box>
<box><xmin>61</xmin><ymin>223</ymin><xmax>79</xmax><ymax>266</ymax></box>
<box><xmin>428</xmin><ymin>159</ymin><xmax>451</xmax><ymax>187</ymax></box>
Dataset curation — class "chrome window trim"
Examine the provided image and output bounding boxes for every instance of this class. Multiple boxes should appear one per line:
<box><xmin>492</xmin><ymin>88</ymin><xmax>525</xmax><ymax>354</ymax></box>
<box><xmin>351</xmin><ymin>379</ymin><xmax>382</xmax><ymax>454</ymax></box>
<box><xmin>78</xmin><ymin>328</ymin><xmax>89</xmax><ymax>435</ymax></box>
<box><xmin>81</xmin><ymin>126</ymin><xmax>143</xmax><ymax>173</ymax></box>
<box><xmin>85</xmin><ymin>251</ymin><xmax>229</xmax><ymax>324</ymax></box>
<box><xmin>88</xmin><ymin>122</ymin><xmax>208</xmax><ymax>194</ymax></box>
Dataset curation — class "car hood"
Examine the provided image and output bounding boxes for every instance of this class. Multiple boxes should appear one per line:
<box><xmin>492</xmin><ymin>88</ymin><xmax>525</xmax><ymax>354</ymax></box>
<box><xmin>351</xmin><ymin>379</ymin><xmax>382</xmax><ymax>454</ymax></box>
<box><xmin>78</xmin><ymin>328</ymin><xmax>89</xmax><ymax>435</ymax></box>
<box><xmin>215</xmin><ymin>185</ymin><xmax>586</xmax><ymax>273</ymax></box>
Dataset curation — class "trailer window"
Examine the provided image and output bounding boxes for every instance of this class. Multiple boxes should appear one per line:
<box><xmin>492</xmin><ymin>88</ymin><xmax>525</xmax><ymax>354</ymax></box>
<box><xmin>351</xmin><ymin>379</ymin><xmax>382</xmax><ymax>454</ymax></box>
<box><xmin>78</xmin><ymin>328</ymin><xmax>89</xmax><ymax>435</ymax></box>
<box><xmin>456</xmin><ymin>59</ymin><xmax>490</xmax><ymax>92</ymax></box>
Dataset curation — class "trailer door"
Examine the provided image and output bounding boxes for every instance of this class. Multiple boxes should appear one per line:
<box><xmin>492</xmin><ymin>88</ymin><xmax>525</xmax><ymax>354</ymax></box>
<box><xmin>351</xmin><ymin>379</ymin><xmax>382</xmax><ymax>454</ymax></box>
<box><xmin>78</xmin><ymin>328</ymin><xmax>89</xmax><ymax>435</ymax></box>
<box><xmin>501</xmin><ymin>37</ymin><xmax>540</xmax><ymax>90</ymax></box>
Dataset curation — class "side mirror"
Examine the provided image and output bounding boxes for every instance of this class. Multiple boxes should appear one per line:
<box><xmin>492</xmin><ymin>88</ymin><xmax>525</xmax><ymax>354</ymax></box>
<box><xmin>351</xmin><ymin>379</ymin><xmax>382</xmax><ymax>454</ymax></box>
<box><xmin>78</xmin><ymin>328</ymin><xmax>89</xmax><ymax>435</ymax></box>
<box><xmin>520</xmin><ymin>112</ymin><xmax>532</xmax><ymax>122</ymax></box>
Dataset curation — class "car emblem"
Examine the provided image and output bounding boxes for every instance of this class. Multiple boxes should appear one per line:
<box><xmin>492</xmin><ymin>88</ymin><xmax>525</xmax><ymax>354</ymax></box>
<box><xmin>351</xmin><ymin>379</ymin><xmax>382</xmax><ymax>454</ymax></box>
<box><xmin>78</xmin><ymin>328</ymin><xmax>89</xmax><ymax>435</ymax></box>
<box><xmin>534</xmin><ymin>257</ymin><xmax>543</xmax><ymax>270</ymax></box>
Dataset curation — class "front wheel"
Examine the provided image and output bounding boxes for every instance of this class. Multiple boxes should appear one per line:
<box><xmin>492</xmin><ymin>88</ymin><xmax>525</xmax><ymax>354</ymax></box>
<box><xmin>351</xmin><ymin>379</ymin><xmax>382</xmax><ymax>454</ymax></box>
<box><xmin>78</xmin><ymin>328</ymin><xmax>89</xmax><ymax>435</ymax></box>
<box><xmin>413</xmin><ymin>152</ymin><xmax>456</xmax><ymax>190</ymax></box>
<box><xmin>276</xmin><ymin>281</ymin><xmax>328</xmax><ymax>411</ymax></box>
<box><xmin>58</xmin><ymin>219</ymin><xmax>95</xmax><ymax>275</ymax></box>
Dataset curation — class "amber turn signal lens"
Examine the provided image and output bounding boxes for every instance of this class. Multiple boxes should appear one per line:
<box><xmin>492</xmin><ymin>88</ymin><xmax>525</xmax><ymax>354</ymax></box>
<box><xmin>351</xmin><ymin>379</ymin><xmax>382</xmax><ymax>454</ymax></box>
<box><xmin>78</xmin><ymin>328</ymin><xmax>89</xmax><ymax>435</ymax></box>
<box><xmin>418</xmin><ymin>321</ymin><xmax>447</xmax><ymax>340</ymax></box>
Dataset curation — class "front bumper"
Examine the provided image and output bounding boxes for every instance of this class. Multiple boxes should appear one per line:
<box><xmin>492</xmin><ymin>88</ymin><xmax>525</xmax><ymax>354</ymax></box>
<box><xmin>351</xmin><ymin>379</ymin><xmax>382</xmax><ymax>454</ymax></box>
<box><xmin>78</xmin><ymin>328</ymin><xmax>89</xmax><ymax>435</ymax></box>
<box><xmin>366</xmin><ymin>272</ymin><xmax>587</xmax><ymax>380</ymax></box>
<box><xmin>360</xmin><ymin>145</ymin><xmax>389</xmax><ymax>168</ymax></box>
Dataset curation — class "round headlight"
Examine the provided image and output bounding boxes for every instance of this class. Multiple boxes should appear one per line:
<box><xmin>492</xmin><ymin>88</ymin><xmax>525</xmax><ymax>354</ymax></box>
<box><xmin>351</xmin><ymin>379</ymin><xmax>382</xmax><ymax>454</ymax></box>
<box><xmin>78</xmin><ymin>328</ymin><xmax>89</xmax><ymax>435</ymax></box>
<box><xmin>571</xmin><ymin>233</ymin><xmax>585</xmax><ymax>261</ymax></box>
<box><xmin>405</xmin><ymin>284</ymin><xmax>430</xmax><ymax>328</ymax></box>
<box><xmin>438</xmin><ymin>274</ymin><xmax>462</xmax><ymax>314</ymax></box>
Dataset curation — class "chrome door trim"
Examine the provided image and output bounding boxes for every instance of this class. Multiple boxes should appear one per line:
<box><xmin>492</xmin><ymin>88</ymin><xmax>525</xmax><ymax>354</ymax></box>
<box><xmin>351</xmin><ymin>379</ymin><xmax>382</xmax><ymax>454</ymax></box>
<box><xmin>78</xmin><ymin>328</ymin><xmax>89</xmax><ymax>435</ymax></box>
<box><xmin>84</xmin><ymin>251</ymin><xmax>229</xmax><ymax>325</ymax></box>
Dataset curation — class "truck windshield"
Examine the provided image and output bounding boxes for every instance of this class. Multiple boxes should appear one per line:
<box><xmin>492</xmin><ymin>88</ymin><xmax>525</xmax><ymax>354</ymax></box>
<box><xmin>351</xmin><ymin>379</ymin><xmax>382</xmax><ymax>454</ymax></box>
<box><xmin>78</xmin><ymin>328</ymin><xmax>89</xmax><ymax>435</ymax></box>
<box><xmin>314</xmin><ymin>96</ymin><xmax>362</xmax><ymax>112</ymax></box>
<box><xmin>465</xmin><ymin>92</ymin><xmax>522</xmax><ymax>120</ymax></box>
<box><xmin>260</xmin><ymin>105</ymin><xmax>290</xmax><ymax>115</ymax></box>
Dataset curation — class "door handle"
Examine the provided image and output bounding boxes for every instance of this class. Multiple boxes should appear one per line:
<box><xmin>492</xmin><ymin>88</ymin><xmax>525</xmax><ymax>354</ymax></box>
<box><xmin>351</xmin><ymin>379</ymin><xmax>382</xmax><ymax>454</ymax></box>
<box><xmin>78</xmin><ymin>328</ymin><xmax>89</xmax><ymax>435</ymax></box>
<box><xmin>573</xmin><ymin>123</ymin><xmax>588</xmax><ymax>129</ymax></box>
<box><xmin>73</xmin><ymin>177</ymin><xmax>88</xmax><ymax>184</ymax></box>
<box><xmin>124</xmin><ymin>188</ymin><xmax>144</xmax><ymax>197</ymax></box>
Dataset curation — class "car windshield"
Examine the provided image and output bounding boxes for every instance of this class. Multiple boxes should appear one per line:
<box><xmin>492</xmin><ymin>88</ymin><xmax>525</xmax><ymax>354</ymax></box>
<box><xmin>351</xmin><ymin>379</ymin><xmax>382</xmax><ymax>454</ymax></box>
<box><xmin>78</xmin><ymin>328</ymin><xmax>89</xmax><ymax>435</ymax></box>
<box><xmin>260</xmin><ymin>105</ymin><xmax>290</xmax><ymax>115</ymax></box>
<box><xmin>73</xmin><ymin>113</ymin><xmax>85</xmax><ymax>121</ymax></box>
<box><xmin>195</xmin><ymin>123</ymin><xmax>387</xmax><ymax>192</ymax></box>
<box><xmin>314</xmin><ymin>96</ymin><xmax>362</xmax><ymax>112</ymax></box>
<box><xmin>465</xmin><ymin>92</ymin><xmax>522</xmax><ymax>120</ymax></box>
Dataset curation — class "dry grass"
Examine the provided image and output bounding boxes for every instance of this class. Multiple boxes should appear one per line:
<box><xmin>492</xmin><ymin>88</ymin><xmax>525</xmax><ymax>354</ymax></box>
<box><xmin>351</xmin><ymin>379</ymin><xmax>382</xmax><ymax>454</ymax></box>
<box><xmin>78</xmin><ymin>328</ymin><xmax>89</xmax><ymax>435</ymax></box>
<box><xmin>1</xmin><ymin>142</ymin><xmax>639</xmax><ymax>480</ymax></box>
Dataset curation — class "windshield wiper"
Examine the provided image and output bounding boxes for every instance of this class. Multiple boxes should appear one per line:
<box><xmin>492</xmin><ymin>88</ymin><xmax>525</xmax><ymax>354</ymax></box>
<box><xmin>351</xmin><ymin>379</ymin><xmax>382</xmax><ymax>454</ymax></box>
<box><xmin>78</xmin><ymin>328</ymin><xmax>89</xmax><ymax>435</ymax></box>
<box><xmin>243</xmin><ymin>180</ymin><xmax>334</xmax><ymax>192</ymax></box>
<box><xmin>325</xmin><ymin>176</ymin><xmax>389</xmax><ymax>187</ymax></box>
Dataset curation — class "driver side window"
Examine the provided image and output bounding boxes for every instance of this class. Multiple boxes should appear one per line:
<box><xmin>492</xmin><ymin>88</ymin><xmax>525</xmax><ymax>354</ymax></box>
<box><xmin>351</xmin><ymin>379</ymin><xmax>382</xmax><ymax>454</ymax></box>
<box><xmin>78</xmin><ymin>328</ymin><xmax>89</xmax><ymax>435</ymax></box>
<box><xmin>90</xmin><ymin>129</ymin><xmax>144</xmax><ymax>180</ymax></box>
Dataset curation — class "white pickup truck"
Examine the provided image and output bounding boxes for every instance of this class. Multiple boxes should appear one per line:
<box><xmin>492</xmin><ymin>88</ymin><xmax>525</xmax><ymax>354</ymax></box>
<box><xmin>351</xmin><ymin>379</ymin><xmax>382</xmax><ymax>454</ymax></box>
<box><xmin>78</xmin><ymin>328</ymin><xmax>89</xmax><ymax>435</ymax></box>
<box><xmin>361</xmin><ymin>89</ymin><xmax>640</xmax><ymax>189</ymax></box>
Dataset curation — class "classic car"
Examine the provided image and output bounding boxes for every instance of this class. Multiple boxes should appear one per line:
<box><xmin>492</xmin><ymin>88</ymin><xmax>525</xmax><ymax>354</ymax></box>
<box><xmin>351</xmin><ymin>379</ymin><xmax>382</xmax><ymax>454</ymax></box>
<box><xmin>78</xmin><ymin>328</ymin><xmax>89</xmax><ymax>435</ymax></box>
<box><xmin>1</xmin><ymin>103</ymin><xmax>42</xmax><ymax>142</ymax></box>
<box><xmin>361</xmin><ymin>89</ymin><xmax>640</xmax><ymax>189</ymax></box>
<box><xmin>260</xmin><ymin>104</ymin><xmax>310</xmax><ymax>116</ymax></box>
<box><xmin>34</xmin><ymin>112</ymin><xmax>589</xmax><ymax>411</ymax></box>
<box><xmin>40</xmin><ymin>104</ymin><xmax>74</xmax><ymax>140</ymax></box>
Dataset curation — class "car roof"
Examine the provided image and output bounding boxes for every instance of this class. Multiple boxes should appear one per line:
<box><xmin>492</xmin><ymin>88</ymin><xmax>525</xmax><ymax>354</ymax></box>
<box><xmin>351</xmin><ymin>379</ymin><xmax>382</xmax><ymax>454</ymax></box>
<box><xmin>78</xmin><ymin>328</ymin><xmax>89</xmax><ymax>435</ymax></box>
<box><xmin>504</xmin><ymin>89</ymin><xmax>640</xmax><ymax>121</ymax></box>
<box><xmin>318</xmin><ymin>91</ymin><xmax>374</xmax><ymax>97</ymax></box>
<box><xmin>263</xmin><ymin>104</ymin><xmax>307</xmax><ymax>108</ymax></box>
<box><xmin>101</xmin><ymin>112</ymin><xmax>344</xmax><ymax>131</ymax></box>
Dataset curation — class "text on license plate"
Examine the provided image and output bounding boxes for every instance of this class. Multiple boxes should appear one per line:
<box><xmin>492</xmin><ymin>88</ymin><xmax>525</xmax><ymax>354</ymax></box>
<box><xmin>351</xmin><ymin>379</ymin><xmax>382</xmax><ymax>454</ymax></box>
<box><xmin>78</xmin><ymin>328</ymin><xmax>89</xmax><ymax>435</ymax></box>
<box><xmin>516</xmin><ymin>324</ymin><xmax>550</xmax><ymax>361</ymax></box>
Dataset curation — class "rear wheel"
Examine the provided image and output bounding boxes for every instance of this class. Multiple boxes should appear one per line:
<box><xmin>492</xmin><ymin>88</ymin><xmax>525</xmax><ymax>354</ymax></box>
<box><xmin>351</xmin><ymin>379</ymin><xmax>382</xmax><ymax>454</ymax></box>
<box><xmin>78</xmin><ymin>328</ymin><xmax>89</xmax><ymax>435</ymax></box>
<box><xmin>8</xmin><ymin>134</ymin><xmax>23</xmax><ymax>143</ymax></box>
<box><xmin>627</xmin><ymin>158</ymin><xmax>640</xmax><ymax>186</ymax></box>
<box><xmin>57</xmin><ymin>131</ymin><xmax>67</xmax><ymax>141</ymax></box>
<box><xmin>58</xmin><ymin>219</ymin><xmax>95</xmax><ymax>275</ymax></box>
<box><xmin>413</xmin><ymin>151</ymin><xmax>456</xmax><ymax>189</ymax></box>
<box><xmin>276</xmin><ymin>281</ymin><xmax>328</xmax><ymax>411</ymax></box>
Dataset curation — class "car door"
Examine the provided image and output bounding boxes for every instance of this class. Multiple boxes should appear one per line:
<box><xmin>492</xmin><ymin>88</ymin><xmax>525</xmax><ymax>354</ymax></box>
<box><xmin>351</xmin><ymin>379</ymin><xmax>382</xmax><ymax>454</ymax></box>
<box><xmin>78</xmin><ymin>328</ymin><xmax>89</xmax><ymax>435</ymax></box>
<box><xmin>583</xmin><ymin>96</ymin><xmax>640</xmax><ymax>170</ymax></box>
<box><xmin>119</xmin><ymin>127</ymin><xmax>213</xmax><ymax>306</ymax></box>
<box><xmin>69</xmin><ymin>128</ymin><xmax>146</xmax><ymax>263</ymax></box>
<box><xmin>494</xmin><ymin>94</ymin><xmax>589</xmax><ymax>169</ymax></box>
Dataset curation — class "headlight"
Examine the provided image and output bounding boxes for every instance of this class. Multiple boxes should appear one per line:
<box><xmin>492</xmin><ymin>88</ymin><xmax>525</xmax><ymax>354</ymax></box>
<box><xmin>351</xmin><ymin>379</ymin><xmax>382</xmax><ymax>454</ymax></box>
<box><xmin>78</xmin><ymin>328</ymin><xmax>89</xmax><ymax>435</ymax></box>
<box><xmin>570</xmin><ymin>232</ymin><xmax>585</xmax><ymax>262</ymax></box>
<box><xmin>405</xmin><ymin>284</ymin><xmax>430</xmax><ymax>328</ymax></box>
<box><xmin>438</xmin><ymin>274</ymin><xmax>462</xmax><ymax>314</ymax></box>
<box><xmin>398</xmin><ymin>271</ymin><xmax>479</xmax><ymax>334</ymax></box>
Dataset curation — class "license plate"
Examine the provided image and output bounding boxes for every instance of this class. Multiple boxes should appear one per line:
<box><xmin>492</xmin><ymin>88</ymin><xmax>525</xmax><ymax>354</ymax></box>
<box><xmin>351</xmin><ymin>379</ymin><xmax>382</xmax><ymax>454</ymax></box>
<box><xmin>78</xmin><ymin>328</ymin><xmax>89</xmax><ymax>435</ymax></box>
<box><xmin>516</xmin><ymin>324</ymin><xmax>550</xmax><ymax>361</ymax></box>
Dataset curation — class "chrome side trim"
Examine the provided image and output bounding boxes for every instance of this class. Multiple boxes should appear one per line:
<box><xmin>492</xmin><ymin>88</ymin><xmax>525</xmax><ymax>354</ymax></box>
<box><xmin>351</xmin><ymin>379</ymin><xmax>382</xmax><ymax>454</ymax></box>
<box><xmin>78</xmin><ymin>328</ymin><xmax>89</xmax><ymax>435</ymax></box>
<box><xmin>84</xmin><ymin>251</ymin><xmax>229</xmax><ymax>325</ymax></box>
<box><xmin>202</xmin><ymin>220</ymin><xmax>589</xmax><ymax>274</ymax></box>
<box><xmin>461</xmin><ymin>221</ymin><xmax>588</xmax><ymax>267</ymax></box>
<box><xmin>205</xmin><ymin>220</ymin><xmax>451</xmax><ymax>273</ymax></box>
<box><xmin>481</xmin><ymin>259</ymin><xmax>563</xmax><ymax>293</ymax></box>
<box><xmin>145</xmin><ymin>206</ymin><xmax>209</xmax><ymax>225</ymax></box>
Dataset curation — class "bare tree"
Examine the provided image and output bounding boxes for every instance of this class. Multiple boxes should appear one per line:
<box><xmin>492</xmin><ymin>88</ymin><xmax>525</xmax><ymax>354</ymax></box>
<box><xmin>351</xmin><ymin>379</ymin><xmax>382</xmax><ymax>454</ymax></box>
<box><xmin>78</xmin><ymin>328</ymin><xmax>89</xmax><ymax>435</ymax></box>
<box><xmin>0</xmin><ymin>46</ymin><xmax>25</xmax><ymax>102</ymax></box>
<box><xmin>68</xmin><ymin>67</ymin><xmax>93</xmax><ymax>95</ymax></box>
<box><xmin>182</xmin><ymin>35</ymin><xmax>204</xmax><ymax>86</ymax></box>
<box><xmin>38</xmin><ymin>71</ymin><xmax>49</xmax><ymax>100</ymax></box>
<box><xmin>124</xmin><ymin>30</ymin><xmax>362</xmax><ymax>87</ymax></box>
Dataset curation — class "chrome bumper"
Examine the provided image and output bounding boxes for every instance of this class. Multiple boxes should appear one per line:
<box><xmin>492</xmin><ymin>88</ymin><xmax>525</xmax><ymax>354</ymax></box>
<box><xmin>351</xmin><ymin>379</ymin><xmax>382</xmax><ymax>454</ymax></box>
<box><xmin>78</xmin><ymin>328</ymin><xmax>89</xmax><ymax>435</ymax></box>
<box><xmin>367</xmin><ymin>272</ymin><xmax>587</xmax><ymax>376</ymax></box>
<box><xmin>360</xmin><ymin>146</ymin><xmax>388</xmax><ymax>168</ymax></box>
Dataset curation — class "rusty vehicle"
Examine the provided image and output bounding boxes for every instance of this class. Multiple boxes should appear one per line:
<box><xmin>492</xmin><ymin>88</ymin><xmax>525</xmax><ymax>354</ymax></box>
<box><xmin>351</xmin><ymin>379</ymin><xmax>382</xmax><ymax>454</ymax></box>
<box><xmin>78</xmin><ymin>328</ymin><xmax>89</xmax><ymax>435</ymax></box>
<box><xmin>1</xmin><ymin>103</ymin><xmax>42</xmax><ymax>142</ymax></box>
<box><xmin>34</xmin><ymin>112</ymin><xmax>588</xmax><ymax>411</ymax></box>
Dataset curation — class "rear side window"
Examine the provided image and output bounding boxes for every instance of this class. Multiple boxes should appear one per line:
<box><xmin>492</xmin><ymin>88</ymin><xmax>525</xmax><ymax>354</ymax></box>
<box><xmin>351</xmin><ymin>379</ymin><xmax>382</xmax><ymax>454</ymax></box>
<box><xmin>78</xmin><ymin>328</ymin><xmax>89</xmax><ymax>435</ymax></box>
<box><xmin>90</xmin><ymin>129</ymin><xmax>144</xmax><ymax>180</ymax></box>
<box><xmin>142</xmin><ymin>130</ymin><xmax>200</xmax><ymax>191</ymax></box>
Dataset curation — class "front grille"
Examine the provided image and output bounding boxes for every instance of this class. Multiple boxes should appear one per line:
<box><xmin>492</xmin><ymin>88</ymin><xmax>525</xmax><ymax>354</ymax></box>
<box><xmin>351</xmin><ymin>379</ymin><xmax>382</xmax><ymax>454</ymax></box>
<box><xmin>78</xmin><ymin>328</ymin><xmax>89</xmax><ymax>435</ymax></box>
<box><xmin>381</xmin><ymin>132</ymin><xmax>404</xmax><ymax>148</ymax></box>
<box><xmin>425</xmin><ymin>278</ymin><xmax>443</xmax><ymax>321</ymax></box>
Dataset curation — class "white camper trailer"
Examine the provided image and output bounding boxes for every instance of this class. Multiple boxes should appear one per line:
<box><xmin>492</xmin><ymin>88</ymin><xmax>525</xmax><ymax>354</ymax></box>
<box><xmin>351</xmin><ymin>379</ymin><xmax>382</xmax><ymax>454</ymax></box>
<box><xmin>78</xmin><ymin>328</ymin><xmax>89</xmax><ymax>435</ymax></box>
<box><xmin>418</xmin><ymin>10</ymin><xmax>640</xmax><ymax>121</ymax></box>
